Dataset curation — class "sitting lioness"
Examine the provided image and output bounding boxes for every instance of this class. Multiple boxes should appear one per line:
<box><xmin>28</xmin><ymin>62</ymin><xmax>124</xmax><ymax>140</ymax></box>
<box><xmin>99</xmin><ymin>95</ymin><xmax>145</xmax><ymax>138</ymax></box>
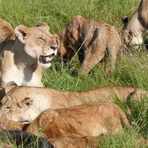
<box><xmin>0</xmin><ymin>83</ymin><xmax>147</xmax><ymax>122</ymax></box>
<box><xmin>0</xmin><ymin>19</ymin><xmax>59</xmax><ymax>88</ymax></box>
<box><xmin>122</xmin><ymin>0</ymin><xmax>148</xmax><ymax>47</ymax></box>
<box><xmin>58</xmin><ymin>15</ymin><xmax>121</xmax><ymax>76</ymax></box>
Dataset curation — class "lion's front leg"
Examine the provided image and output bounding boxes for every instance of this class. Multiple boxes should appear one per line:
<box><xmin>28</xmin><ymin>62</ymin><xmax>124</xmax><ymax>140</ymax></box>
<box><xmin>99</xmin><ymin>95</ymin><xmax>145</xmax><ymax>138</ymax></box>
<box><xmin>104</xmin><ymin>50</ymin><xmax>117</xmax><ymax>78</ymax></box>
<box><xmin>80</xmin><ymin>47</ymin><xmax>106</xmax><ymax>74</ymax></box>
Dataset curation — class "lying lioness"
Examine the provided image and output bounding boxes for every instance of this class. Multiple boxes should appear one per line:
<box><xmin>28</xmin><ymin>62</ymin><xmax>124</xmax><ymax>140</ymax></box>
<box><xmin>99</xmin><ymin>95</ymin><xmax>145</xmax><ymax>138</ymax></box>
<box><xmin>0</xmin><ymin>19</ymin><xmax>59</xmax><ymax>88</ymax></box>
<box><xmin>0</xmin><ymin>119</ymin><xmax>98</xmax><ymax>148</ymax></box>
<box><xmin>26</xmin><ymin>103</ymin><xmax>131</xmax><ymax>139</ymax></box>
<box><xmin>0</xmin><ymin>83</ymin><xmax>147</xmax><ymax>122</ymax></box>
<box><xmin>1</xmin><ymin>119</ymin><xmax>147</xmax><ymax>148</ymax></box>
<box><xmin>58</xmin><ymin>15</ymin><xmax>121</xmax><ymax>76</ymax></box>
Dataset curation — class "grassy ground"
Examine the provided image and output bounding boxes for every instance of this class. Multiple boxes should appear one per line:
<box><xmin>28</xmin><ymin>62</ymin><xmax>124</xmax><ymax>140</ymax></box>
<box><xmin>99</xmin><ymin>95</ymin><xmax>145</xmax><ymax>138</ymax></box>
<box><xmin>0</xmin><ymin>0</ymin><xmax>148</xmax><ymax>147</ymax></box>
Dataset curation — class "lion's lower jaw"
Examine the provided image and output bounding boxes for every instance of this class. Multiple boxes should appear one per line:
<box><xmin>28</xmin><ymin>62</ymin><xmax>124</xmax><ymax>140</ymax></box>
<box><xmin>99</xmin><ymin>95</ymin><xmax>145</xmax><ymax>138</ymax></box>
<box><xmin>39</xmin><ymin>62</ymin><xmax>52</xmax><ymax>69</ymax></box>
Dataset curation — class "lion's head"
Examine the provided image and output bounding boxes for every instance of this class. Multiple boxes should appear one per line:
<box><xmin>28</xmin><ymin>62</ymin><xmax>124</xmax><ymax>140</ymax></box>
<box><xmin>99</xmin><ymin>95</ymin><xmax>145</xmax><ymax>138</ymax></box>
<box><xmin>122</xmin><ymin>16</ymin><xmax>143</xmax><ymax>48</ymax></box>
<box><xmin>0</xmin><ymin>83</ymin><xmax>50</xmax><ymax>123</ymax></box>
<box><xmin>15</xmin><ymin>22</ymin><xmax>60</xmax><ymax>68</ymax></box>
<box><xmin>67</xmin><ymin>15</ymin><xmax>85</xmax><ymax>42</ymax></box>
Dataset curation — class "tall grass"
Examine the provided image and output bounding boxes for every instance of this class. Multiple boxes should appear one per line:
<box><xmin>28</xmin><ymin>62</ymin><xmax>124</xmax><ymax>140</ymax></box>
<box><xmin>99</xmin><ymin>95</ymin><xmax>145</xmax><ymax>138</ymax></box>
<box><xmin>0</xmin><ymin>0</ymin><xmax>148</xmax><ymax>147</ymax></box>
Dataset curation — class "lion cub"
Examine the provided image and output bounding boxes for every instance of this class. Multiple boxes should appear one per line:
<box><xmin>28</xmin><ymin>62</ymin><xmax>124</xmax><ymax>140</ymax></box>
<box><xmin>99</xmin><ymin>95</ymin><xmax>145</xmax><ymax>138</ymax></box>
<box><xmin>26</xmin><ymin>103</ymin><xmax>131</xmax><ymax>139</ymax></box>
<box><xmin>0</xmin><ymin>19</ymin><xmax>59</xmax><ymax>88</ymax></box>
<box><xmin>58</xmin><ymin>15</ymin><xmax>121</xmax><ymax>76</ymax></box>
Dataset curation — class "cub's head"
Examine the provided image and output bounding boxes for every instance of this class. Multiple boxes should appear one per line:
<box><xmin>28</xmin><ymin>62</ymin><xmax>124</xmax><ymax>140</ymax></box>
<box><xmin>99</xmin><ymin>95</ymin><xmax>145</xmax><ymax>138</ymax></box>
<box><xmin>58</xmin><ymin>15</ymin><xmax>85</xmax><ymax>60</ymax></box>
<box><xmin>0</xmin><ymin>83</ymin><xmax>47</xmax><ymax>123</ymax></box>
<box><xmin>67</xmin><ymin>15</ymin><xmax>85</xmax><ymax>42</ymax></box>
<box><xmin>15</xmin><ymin>22</ymin><xmax>60</xmax><ymax>68</ymax></box>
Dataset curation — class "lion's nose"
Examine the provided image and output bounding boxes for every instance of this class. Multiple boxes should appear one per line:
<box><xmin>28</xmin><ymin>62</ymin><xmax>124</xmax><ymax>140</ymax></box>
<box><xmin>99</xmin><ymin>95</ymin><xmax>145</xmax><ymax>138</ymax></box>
<box><xmin>50</xmin><ymin>46</ymin><xmax>57</xmax><ymax>51</ymax></box>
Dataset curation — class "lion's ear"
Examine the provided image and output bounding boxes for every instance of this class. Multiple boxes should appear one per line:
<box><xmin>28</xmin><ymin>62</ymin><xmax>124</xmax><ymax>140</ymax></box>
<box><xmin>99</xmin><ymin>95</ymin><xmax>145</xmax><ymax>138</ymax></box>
<box><xmin>5</xmin><ymin>82</ymin><xmax>17</xmax><ymax>94</ymax></box>
<box><xmin>36</xmin><ymin>22</ymin><xmax>49</xmax><ymax>32</ymax></box>
<box><xmin>15</xmin><ymin>25</ymin><xmax>28</xmax><ymax>44</ymax></box>
<box><xmin>122</xmin><ymin>16</ymin><xmax>129</xmax><ymax>28</ymax></box>
<box><xmin>53</xmin><ymin>34</ymin><xmax>60</xmax><ymax>47</ymax></box>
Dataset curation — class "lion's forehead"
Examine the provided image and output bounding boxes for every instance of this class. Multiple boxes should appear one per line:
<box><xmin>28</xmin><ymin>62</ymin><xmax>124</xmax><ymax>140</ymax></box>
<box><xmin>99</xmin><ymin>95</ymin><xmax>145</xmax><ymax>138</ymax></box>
<box><xmin>26</xmin><ymin>29</ymin><xmax>50</xmax><ymax>39</ymax></box>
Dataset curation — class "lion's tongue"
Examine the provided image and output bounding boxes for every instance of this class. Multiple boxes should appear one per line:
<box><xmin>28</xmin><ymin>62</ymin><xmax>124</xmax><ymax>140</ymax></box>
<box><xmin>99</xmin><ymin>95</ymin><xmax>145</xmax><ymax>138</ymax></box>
<box><xmin>39</xmin><ymin>56</ymin><xmax>51</xmax><ymax>63</ymax></box>
<box><xmin>44</xmin><ymin>56</ymin><xmax>50</xmax><ymax>62</ymax></box>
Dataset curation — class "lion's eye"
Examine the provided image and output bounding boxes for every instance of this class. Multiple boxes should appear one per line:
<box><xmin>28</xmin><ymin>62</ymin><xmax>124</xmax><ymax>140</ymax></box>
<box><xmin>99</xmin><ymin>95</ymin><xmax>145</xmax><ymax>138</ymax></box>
<box><xmin>50</xmin><ymin>46</ymin><xmax>57</xmax><ymax>50</ymax></box>
<box><xmin>5</xmin><ymin>106</ymin><xmax>13</xmax><ymax>112</ymax></box>
<box><xmin>22</xmin><ymin>97</ymin><xmax>33</xmax><ymax>108</ymax></box>
<box><xmin>25</xmin><ymin>102</ymin><xmax>31</xmax><ymax>106</ymax></box>
<box><xmin>37</xmin><ymin>37</ymin><xmax>45</xmax><ymax>41</ymax></box>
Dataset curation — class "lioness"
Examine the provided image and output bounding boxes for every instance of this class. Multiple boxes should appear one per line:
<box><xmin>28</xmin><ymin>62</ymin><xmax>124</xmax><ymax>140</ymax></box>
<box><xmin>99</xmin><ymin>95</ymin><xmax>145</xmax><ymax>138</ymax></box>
<box><xmin>0</xmin><ymin>20</ymin><xmax>59</xmax><ymax>88</ymax></box>
<box><xmin>0</xmin><ymin>83</ymin><xmax>147</xmax><ymax>122</ymax></box>
<box><xmin>26</xmin><ymin>103</ymin><xmax>131</xmax><ymax>139</ymax></box>
<box><xmin>0</xmin><ymin>119</ymin><xmax>98</xmax><ymax>148</ymax></box>
<box><xmin>122</xmin><ymin>0</ymin><xmax>148</xmax><ymax>47</ymax></box>
<box><xmin>58</xmin><ymin>15</ymin><xmax>121</xmax><ymax>76</ymax></box>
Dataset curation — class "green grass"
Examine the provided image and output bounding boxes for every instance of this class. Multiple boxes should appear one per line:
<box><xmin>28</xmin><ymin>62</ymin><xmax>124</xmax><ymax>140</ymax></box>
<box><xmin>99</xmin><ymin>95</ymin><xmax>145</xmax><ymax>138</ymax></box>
<box><xmin>0</xmin><ymin>0</ymin><xmax>148</xmax><ymax>147</ymax></box>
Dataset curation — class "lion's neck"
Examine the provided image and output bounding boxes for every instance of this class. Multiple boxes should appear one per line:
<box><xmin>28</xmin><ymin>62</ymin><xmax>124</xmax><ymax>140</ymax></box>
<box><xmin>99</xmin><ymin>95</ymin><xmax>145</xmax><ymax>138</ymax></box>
<box><xmin>12</xmin><ymin>39</ymin><xmax>37</xmax><ymax>69</ymax></box>
<box><xmin>128</xmin><ymin>9</ymin><xmax>145</xmax><ymax>35</ymax></box>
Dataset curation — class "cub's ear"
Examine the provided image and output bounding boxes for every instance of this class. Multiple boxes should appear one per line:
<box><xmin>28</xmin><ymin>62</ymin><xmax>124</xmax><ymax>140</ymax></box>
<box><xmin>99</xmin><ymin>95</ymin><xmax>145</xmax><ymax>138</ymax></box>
<box><xmin>5</xmin><ymin>81</ymin><xmax>17</xmax><ymax>94</ymax></box>
<box><xmin>122</xmin><ymin>16</ymin><xmax>129</xmax><ymax>28</ymax></box>
<box><xmin>36</xmin><ymin>22</ymin><xmax>49</xmax><ymax>32</ymax></box>
<box><xmin>15</xmin><ymin>25</ymin><xmax>28</xmax><ymax>44</ymax></box>
<box><xmin>73</xmin><ymin>15</ymin><xmax>84</xmax><ymax>24</ymax></box>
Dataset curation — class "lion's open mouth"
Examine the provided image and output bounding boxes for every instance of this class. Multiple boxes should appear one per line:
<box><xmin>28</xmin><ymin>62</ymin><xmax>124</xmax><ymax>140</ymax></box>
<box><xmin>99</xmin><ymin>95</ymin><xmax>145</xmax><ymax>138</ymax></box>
<box><xmin>39</xmin><ymin>55</ymin><xmax>52</xmax><ymax>64</ymax></box>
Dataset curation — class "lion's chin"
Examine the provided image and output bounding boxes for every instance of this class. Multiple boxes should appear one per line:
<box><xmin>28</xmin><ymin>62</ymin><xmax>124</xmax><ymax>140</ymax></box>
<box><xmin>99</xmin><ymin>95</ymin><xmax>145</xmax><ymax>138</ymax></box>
<box><xmin>38</xmin><ymin>55</ymin><xmax>53</xmax><ymax>69</ymax></box>
<box><xmin>39</xmin><ymin>62</ymin><xmax>52</xmax><ymax>69</ymax></box>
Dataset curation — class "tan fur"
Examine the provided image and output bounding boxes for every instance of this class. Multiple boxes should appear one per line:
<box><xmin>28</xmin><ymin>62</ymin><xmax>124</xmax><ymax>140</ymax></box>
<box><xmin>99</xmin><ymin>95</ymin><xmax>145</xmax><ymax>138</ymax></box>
<box><xmin>122</xmin><ymin>0</ymin><xmax>148</xmax><ymax>47</ymax></box>
<box><xmin>58</xmin><ymin>15</ymin><xmax>121</xmax><ymax>76</ymax></box>
<box><xmin>0</xmin><ymin>119</ymin><xmax>98</xmax><ymax>147</ymax></box>
<box><xmin>0</xmin><ymin>118</ymin><xmax>24</xmax><ymax>130</ymax></box>
<box><xmin>1</xmin><ymin>119</ymin><xmax>147</xmax><ymax>147</ymax></box>
<box><xmin>26</xmin><ymin>103</ymin><xmax>131</xmax><ymax>139</ymax></box>
<box><xmin>0</xmin><ymin>84</ymin><xmax>147</xmax><ymax>122</ymax></box>
<box><xmin>0</xmin><ymin>118</ymin><xmax>98</xmax><ymax>147</ymax></box>
<box><xmin>49</xmin><ymin>136</ymin><xmax>99</xmax><ymax>148</ymax></box>
<box><xmin>0</xmin><ymin>20</ymin><xmax>59</xmax><ymax>88</ymax></box>
<box><xmin>0</xmin><ymin>19</ymin><xmax>15</xmax><ymax>42</ymax></box>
